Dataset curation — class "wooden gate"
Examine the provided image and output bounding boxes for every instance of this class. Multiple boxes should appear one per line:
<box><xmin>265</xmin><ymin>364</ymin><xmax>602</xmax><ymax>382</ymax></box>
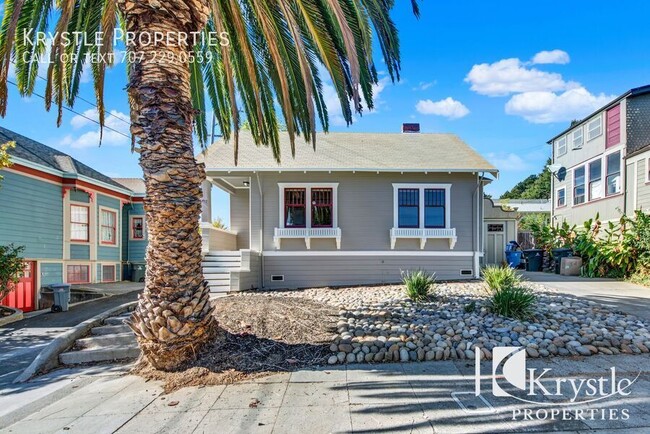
<box><xmin>1</xmin><ymin>261</ymin><xmax>37</xmax><ymax>312</ymax></box>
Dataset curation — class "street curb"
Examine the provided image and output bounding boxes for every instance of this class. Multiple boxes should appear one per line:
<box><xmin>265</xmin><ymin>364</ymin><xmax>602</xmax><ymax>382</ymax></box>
<box><xmin>0</xmin><ymin>306</ymin><xmax>24</xmax><ymax>327</ymax></box>
<box><xmin>13</xmin><ymin>301</ymin><xmax>138</xmax><ymax>383</ymax></box>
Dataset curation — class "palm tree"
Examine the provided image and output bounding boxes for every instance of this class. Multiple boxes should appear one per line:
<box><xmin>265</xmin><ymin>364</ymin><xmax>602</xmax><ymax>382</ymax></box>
<box><xmin>0</xmin><ymin>0</ymin><xmax>418</xmax><ymax>370</ymax></box>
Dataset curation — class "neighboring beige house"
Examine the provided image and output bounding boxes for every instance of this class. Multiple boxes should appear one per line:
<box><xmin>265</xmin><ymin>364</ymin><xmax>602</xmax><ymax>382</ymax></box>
<box><xmin>549</xmin><ymin>84</ymin><xmax>650</xmax><ymax>226</ymax></box>
<box><xmin>197</xmin><ymin>128</ymin><xmax>497</xmax><ymax>293</ymax></box>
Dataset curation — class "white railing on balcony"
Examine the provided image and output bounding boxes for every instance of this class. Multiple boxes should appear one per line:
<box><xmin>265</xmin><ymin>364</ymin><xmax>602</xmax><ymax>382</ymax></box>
<box><xmin>274</xmin><ymin>227</ymin><xmax>341</xmax><ymax>249</ymax></box>
<box><xmin>201</xmin><ymin>223</ymin><xmax>238</xmax><ymax>254</ymax></box>
<box><xmin>390</xmin><ymin>227</ymin><xmax>457</xmax><ymax>250</ymax></box>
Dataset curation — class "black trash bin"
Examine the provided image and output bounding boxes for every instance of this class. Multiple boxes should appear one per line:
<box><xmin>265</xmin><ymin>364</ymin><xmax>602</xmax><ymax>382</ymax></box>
<box><xmin>551</xmin><ymin>248</ymin><xmax>573</xmax><ymax>274</ymax></box>
<box><xmin>131</xmin><ymin>263</ymin><xmax>146</xmax><ymax>283</ymax></box>
<box><xmin>523</xmin><ymin>249</ymin><xmax>544</xmax><ymax>272</ymax></box>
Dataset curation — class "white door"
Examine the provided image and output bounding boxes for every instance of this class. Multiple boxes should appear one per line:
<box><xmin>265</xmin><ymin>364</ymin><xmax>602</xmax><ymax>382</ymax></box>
<box><xmin>485</xmin><ymin>222</ymin><xmax>506</xmax><ymax>265</ymax></box>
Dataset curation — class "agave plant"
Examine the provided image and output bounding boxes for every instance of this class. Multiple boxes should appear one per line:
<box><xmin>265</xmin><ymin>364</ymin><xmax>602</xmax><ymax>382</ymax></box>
<box><xmin>0</xmin><ymin>0</ymin><xmax>419</xmax><ymax>370</ymax></box>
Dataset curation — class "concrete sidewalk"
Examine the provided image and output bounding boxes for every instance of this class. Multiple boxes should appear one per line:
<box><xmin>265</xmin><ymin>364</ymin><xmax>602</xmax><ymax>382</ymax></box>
<box><xmin>0</xmin><ymin>290</ymin><xmax>140</xmax><ymax>390</ymax></box>
<box><xmin>523</xmin><ymin>271</ymin><xmax>650</xmax><ymax>321</ymax></box>
<box><xmin>1</xmin><ymin>354</ymin><xmax>649</xmax><ymax>433</ymax></box>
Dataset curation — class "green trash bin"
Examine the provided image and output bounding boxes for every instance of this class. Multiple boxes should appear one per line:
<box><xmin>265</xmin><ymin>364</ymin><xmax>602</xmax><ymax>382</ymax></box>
<box><xmin>131</xmin><ymin>263</ymin><xmax>146</xmax><ymax>283</ymax></box>
<box><xmin>523</xmin><ymin>249</ymin><xmax>544</xmax><ymax>272</ymax></box>
<box><xmin>552</xmin><ymin>248</ymin><xmax>573</xmax><ymax>274</ymax></box>
<box><xmin>49</xmin><ymin>283</ymin><xmax>71</xmax><ymax>312</ymax></box>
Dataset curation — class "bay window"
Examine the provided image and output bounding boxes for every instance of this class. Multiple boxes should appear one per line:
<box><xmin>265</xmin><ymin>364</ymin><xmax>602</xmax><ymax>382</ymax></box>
<box><xmin>606</xmin><ymin>151</ymin><xmax>621</xmax><ymax>196</ymax></box>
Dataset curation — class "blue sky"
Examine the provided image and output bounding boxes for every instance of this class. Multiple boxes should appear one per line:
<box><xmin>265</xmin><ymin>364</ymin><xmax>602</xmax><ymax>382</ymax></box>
<box><xmin>1</xmin><ymin>1</ymin><xmax>649</xmax><ymax>224</ymax></box>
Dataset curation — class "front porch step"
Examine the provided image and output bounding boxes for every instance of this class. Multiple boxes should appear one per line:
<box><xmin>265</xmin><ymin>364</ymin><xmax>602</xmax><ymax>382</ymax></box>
<box><xmin>59</xmin><ymin>345</ymin><xmax>140</xmax><ymax>365</ymax></box>
<box><xmin>206</xmin><ymin>251</ymin><xmax>242</xmax><ymax>256</ymax></box>
<box><xmin>76</xmin><ymin>333</ymin><xmax>136</xmax><ymax>349</ymax></box>
<box><xmin>104</xmin><ymin>315</ymin><xmax>130</xmax><ymax>326</ymax></box>
<box><xmin>203</xmin><ymin>267</ymin><xmax>240</xmax><ymax>274</ymax></box>
<box><xmin>91</xmin><ymin>324</ymin><xmax>131</xmax><ymax>336</ymax></box>
<box><xmin>208</xmin><ymin>285</ymin><xmax>230</xmax><ymax>293</ymax></box>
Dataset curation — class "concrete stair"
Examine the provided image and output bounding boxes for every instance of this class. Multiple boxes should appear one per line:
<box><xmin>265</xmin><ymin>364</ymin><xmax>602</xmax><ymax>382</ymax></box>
<box><xmin>59</xmin><ymin>312</ymin><xmax>139</xmax><ymax>366</ymax></box>
<box><xmin>202</xmin><ymin>251</ymin><xmax>242</xmax><ymax>294</ymax></box>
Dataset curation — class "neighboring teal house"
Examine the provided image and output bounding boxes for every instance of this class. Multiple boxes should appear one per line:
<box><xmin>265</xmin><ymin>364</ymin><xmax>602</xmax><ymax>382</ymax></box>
<box><xmin>0</xmin><ymin>126</ymin><xmax>147</xmax><ymax>308</ymax></box>
<box><xmin>112</xmin><ymin>178</ymin><xmax>148</xmax><ymax>280</ymax></box>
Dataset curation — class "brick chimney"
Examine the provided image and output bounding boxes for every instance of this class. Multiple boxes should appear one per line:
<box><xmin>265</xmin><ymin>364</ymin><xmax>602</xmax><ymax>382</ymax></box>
<box><xmin>402</xmin><ymin>123</ymin><xmax>420</xmax><ymax>133</ymax></box>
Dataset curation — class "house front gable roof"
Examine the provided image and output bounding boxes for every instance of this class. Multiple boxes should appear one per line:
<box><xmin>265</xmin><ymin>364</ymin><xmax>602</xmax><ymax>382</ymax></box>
<box><xmin>199</xmin><ymin>131</ymin><xmax>498</xmax><ymax>175</ymax></box>
<box><xmin>0</xmin><ymin>126</ymin><xmax>127</xmax><ymax>190</ymax></box>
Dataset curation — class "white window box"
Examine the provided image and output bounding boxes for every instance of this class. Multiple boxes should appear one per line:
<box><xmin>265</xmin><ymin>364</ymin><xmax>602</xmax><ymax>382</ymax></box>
<box><xmin>274</xmin><ymin>227</ymin><xmax>342</xmax><ymax>249</ymax></box>
<box><xmin>390</xmin><ymin>227</ymin><xmax>457</xmax><ymax>250</ymax></box>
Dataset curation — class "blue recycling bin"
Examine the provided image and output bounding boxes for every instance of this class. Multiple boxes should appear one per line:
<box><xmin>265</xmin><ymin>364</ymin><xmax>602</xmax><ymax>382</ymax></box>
<box><xmin>48</xmin><ymin>283</ymin><xmax>71</xmax><ymax>312</ymax></box>
<box><xmin>505</xmin><ymin>251</ymin><xmax>523</xmax><ymax>268</ymax></box>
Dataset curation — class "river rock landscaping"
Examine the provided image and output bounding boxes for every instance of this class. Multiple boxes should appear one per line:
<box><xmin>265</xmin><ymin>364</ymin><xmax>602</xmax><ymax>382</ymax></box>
<box><xmin>232</xmin><ymin>282</ymin><xmax>650</xmax><ymax>365</ymax></box>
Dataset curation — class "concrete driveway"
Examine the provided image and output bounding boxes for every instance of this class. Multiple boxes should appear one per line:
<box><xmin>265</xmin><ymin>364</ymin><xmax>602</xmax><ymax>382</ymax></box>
<box><xmin>0</xmin><ymin>288</ymin><xmax>140</xmax><ymax>390</ymax></box>
<box><xmin>523</xmin><ymin>271</ymin><xmax>650</xmax><ymax>321</ymax></box>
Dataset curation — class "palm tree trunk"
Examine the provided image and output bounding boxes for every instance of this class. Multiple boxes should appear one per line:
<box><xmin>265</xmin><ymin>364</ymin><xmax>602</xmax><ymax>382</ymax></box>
<box><xmin>117</xmin><ymin>0</ymin><xmax>216</xmax><ymax>370</ymax></box>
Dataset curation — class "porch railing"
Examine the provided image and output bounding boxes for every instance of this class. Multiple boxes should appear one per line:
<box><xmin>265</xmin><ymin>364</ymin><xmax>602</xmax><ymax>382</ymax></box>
<box><xmin>201</xmin><ymin>223</ymin><xmax>238</xmax><ymax>254</ymax></box>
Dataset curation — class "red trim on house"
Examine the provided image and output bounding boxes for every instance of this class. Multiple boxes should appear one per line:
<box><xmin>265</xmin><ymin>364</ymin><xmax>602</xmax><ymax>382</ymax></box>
<box><xmin>10</xmin><ymin>163</ymin><xmax>141</xmax><ymax>201</ymax></box>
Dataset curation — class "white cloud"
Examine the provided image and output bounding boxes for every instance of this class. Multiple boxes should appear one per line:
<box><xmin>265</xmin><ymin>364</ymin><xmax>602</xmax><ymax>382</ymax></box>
<box><xmin>415</xmin><ymin>97</ymin><xmax>470</xmax><ymax>119</ymax></box>
<box><xmin>61</xmin><ymin>108</ymin><xmax>130</xmax><ymax>148</ymax></box>
<box><xmin>531</xmin><ymin>49</ymin><xmax>570</xmax><ymax>65</ymax></box>
<box><xmin>486</xmin><ymin>152</ymin><xmax>532</xmax><ymax>171</ymax></box>
<box><xmin>505</xmin><ymin>87</ymin><xmax>616</xmax><ymax>123</ymax></box>
<box><xmin>412</xmin><ymin>81</ymin><xmax>436</xmax><ymax>91</ymax></box>
<box><xmin>465</xmin><ymin>58</ymin><xmax>575</xmax><ymax>97</ymax></box>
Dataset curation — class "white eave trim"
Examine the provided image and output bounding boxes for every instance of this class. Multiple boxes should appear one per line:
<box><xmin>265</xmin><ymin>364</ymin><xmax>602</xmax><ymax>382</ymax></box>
<box><xmin>206</xmin><ymin>167</ymin><xmax>499</xmax><ymax>176</ymax></box>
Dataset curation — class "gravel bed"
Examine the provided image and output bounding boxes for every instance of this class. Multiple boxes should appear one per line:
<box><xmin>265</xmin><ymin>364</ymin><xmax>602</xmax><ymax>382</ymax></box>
<box><xmin>234</xmin><ymin>281</ymin><xmax>650</xmax><ymax>365</ymax></box>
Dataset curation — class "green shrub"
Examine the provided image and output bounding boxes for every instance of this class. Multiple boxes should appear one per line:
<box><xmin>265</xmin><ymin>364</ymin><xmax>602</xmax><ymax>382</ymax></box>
<box><xmin>464</xmin><ymin>301</ymin><xmax>476</xmax><ymax>313</ymax></box>
<box><xmin>402</xmin><ymin>269</ymin><xmax>436</xmax><ymax>302</ymax></box>
<box><xmin>489</xmin><ymin>286</ymin><xmax>536</xmax><ymax>320</ymax></box>
<box><xmin>0</xmin><ymin>244</ymin><xmax>25</xmax><ymax>301</ymax></box>
<box><xmin>481</xmin><ymin>265</ymin><xmax>522</xmax><ymax>291</ymax></box>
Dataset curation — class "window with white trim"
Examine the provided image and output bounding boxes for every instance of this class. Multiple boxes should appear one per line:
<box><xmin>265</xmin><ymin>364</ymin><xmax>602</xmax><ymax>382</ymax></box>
<box><xmin>278</xmin><ymin>183</ymin><xmax>338</xmax><ymax>229</ymax></box>
<box><xmin>606</xmin><ymin>151</ymin><xmax>621</xmax><ymax>196</ymax></box>
<box><xmin>70</xmin><ymin>205</ymin><xmax>89</xmax><ymax>242</ymax></box>
<box><xmin>100</xmin><ymin>209</ymin><xmax>117</xmax><ymax>245</ymax></box>
<box><xmin>555</xmin><ymin>136</ymin><xmax>567</xmax><ymax>156</ymax></box>
<box><xmin>392</xmin><ymin>184</ymin><xmax>451</xmax><ymax>229</ymax></box>
<box><xmin>571</xmin><ymin>127</ymin><xmax>583</xmax><ymax>149</ymax></box>
<box><xmin>587</xmin><ymin>115</ymin><xmax>602</xmax><ymax>141</ymax></box>
<box><xmin>574</xmin><ymin>166</ymin><xmax>586</xmax><ymax>205</ymax></box>
<box><xmin>647</xmin><ymin>158</ymin><xmax>650</xmax><ymax>183</ymax></box>
<box><xmin>557</xmin><ymin>187</ymin><xmax>566</xmax><ymax>207</ymax></box>
<box><xmin>588</xmin><ymin>159</ymin><xmax>602</xmax><ymax>200</ymax></box>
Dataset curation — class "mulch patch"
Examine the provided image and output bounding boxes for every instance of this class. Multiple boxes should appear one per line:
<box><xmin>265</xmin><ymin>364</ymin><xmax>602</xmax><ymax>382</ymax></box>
<box><xmin>134</xmin><ymin>295</ymin><xmax>338</xmax><ymax>392</ymax></box>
